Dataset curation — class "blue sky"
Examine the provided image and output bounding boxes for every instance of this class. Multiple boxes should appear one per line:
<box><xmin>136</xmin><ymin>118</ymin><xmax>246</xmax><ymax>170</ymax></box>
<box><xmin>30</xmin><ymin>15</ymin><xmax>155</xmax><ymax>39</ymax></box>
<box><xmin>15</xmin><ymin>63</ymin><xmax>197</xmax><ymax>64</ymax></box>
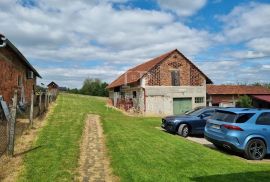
<box><xmin>1</xmin><ymin>0</ymin><xmax>270</xmax><ymax>88</ymax></box>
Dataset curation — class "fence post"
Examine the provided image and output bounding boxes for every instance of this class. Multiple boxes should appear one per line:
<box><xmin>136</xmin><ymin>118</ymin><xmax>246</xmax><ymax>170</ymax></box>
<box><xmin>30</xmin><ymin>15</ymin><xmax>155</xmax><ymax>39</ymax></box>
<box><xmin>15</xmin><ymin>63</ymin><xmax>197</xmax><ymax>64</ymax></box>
<box><xmin>46</xmin><ymin>92</ymin><xmax>49</xmax><ymax>108</ymax></box>
<box><xmin>29</xmin><ymin>90</ymin><xmax>34</xmax><ymax>127</ymax></box>
<box><xmin>39</xmin><ymin>93</ymin><xmax>42</xmax><ymax>114</ymax></box>
<box><xmin>44</xmin><ymin>91</ymin><xmax>47</xmax><ymax>110</ymax></box>
<box><xmin>8</xmin><ymin>90</ymin><xmax>18</xmax><ymax>156</ymax></box>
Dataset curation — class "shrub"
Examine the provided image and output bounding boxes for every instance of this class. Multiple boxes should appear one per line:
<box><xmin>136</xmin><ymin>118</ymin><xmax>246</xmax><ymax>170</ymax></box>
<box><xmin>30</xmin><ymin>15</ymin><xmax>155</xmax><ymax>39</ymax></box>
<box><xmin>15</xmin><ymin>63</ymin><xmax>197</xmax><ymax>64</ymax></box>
<box><xmin>237</xmin><ymin>95</ymin><xmax>252</xmax><ymax>108</ymax></box>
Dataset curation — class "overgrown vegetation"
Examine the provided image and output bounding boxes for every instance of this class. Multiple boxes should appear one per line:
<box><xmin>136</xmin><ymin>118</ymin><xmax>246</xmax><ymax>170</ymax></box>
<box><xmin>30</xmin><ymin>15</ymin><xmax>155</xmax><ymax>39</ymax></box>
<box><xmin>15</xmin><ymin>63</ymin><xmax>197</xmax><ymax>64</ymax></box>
<box><xmin>251</xmin><ymin>82</ymin><xmax>270</xmax><ymax>89</ymax></box>
<box><xmin>20</xmin><ymin>94</ymin><xmax>270</xmax><ymax>182</ymax></box>
<box><xmin>67</xmin><ymin>78</ymin><xmax>109</xmax><ymax>97</ymax></box>
<box><xmin>225</xmin><ymin>82</ymin><xmax>270</xmax><ymax>89</ymax></box>
<box><xmin>237</xmin><ymin>95</ymin><xmax>252</xmax><ymax>108</ymax></box>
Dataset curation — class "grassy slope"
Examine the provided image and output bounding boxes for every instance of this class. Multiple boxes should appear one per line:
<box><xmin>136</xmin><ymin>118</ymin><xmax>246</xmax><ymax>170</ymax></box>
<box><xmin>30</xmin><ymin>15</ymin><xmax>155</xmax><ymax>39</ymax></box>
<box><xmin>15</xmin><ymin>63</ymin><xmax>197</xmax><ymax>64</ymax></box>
<box><xmin>20</xmin><ymin>94</ymin><xmax>270</xmax><ymax>182</ymax></box>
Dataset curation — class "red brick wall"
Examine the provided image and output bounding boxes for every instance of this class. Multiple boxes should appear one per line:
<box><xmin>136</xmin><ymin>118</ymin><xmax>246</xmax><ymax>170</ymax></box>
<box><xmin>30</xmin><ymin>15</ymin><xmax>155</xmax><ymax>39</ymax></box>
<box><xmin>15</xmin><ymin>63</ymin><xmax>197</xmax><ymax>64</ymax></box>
<box><xmin>210</xmin><ymin>95</ymin><xmax>240</xmax><ymax>104</ymax></box>
<box><xmin>146</xmin><ymin>52</ymin><xmax>205</xmax><ymax>86</ymax></box>
<box><xmin>0</xmin><ymin>46</ymin><xmax>37</xmax><ymax>105</ymax></box>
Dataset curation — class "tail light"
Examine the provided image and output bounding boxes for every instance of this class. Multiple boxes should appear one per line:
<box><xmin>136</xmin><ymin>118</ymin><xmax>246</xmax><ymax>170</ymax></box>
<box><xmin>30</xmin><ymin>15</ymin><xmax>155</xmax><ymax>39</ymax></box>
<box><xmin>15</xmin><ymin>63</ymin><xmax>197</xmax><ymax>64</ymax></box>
<box><xmin>223</xmin><ymin>124</ymin><xmax>243</xmax><ymax>131</ymax></box>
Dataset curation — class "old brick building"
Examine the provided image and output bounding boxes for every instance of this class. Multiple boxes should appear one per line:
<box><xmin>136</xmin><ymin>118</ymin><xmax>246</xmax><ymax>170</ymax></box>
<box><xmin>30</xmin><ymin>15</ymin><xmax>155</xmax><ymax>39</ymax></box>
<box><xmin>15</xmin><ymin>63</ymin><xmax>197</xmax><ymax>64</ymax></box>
<box><xmin>107</xmin><ymin>49</ymin><xmax>212</xmax><ymax>115</ymax></box>
<box><xmin>207</xmin><ymin>85</ymin><xmax>270</xmax><ymax>108</ymax></box>
<box><xmin>0</xmin><ymin>34</ymin><xmax>41</xmax><ymax>106</ymax></box>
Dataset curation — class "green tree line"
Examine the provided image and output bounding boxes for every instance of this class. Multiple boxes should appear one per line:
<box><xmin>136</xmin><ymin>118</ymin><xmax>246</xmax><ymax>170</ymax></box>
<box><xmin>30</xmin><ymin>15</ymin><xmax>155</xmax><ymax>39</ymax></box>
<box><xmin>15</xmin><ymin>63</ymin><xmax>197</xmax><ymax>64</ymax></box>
<box><xmin>67</xmin><ymin>78</ymin><xmax>109</xmax><ymax>97</ymax></box>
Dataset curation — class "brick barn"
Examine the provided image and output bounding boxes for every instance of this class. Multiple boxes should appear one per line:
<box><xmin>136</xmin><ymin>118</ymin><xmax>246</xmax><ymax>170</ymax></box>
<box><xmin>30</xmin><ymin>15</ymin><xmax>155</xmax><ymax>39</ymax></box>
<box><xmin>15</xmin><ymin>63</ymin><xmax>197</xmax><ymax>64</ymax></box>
<box><xmin>207</xmin><ymin>85</ymin><xmax>270</xmax><ymax>108</ymax></box>
<box><xmin>107</xmin><ymin>49</ymin><xmax>213</xmax><ymax>115</ymax></box>
<box><xmin>0</xmin><ymin>34</ymin><xmax>41</xmax><ymax>106</ymax></box>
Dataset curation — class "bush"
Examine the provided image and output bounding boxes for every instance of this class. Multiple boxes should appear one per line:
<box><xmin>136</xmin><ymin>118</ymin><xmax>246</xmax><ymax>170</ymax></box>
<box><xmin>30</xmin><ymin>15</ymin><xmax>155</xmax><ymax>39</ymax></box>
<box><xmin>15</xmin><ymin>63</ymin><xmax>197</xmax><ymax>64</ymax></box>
<box><xmin>237</xmin><ymin>95</ymin><xmax>252</xmax><ymax>108</ymax></box>
<box><xmin>66</xmin><ymin>78</ymin><xmax>109</xmax><ymax>97</ymax></box>
<box><xmin>79</xmin><ymin>78</ymin><xmax>108</xmax><ymax>97</ymax></box>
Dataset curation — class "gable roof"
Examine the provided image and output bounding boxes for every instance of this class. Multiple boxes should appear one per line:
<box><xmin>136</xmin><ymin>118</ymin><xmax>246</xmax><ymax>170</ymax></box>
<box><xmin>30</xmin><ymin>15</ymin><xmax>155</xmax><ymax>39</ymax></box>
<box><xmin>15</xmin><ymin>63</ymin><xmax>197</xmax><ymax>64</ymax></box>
<box><xmin>207</xmin><ymin>85</ymin><xmax>270</xmax><ymax>95</ymax></box>
<box><xmin>0</xmin><ymin>34</ymin><xmax>41</xmax><ymax>78</ymax></box>
<box><xmin>252</xmin><ymin>95</ymin><xmax>270</xmax><ymax>103</ymax></box>
<box><xmin>107</xmin><ymin>49</ymin><xmax>212</xmax><ymax>89</ymax></box>
<box><xmin>48</xmin><ymin>81</ymin><xmax>59</xmax><ymax>88</ymax></box>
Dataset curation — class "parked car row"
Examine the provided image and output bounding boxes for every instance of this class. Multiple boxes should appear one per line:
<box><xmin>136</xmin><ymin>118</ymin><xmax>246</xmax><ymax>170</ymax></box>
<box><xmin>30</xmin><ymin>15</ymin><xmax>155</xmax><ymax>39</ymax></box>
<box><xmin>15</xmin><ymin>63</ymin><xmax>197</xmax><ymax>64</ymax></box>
<box><xmin>161</xmin><ymin>107</ymin><xmax>270</xmax><ymax>160</ymax></box>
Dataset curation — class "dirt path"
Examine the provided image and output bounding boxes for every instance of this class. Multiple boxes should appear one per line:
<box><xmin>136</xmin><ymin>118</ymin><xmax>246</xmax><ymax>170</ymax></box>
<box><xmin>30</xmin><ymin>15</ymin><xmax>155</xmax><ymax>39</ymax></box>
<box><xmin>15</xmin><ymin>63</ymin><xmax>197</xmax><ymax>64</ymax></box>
<box><xmin>77</xmin><ymin>115</ymin><xmax>115</xmax><ymax>182</ymax></box>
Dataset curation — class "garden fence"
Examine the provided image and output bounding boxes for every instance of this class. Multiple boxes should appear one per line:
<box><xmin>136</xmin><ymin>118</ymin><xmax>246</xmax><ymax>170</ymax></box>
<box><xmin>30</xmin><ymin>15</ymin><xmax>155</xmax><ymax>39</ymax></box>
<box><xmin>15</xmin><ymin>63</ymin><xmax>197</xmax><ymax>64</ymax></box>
<box><xmin>0</xmin><ymin>90</ymin><xmax>57</xmax><ymax>157</ymax></box>
<box><xmin>0</xmin><ymin>107</ymin><xmax>8</xmax><ymax>156</ymax></box>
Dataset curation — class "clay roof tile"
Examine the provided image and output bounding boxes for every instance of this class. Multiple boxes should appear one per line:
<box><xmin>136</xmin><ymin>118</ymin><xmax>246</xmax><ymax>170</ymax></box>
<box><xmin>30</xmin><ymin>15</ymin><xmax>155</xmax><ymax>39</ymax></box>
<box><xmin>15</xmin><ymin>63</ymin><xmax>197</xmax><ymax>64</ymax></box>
<box><xmin>107</xmin><ymin>49</ymin><xmax>212</xmax><ymax>89</ymax></box>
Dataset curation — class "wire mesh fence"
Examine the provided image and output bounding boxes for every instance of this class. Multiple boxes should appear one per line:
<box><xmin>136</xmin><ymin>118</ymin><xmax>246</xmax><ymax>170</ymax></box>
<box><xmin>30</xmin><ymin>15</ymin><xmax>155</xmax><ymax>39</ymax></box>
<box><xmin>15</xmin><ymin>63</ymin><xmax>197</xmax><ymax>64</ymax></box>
<box><xmin>0</xmin><ymin>108</ymin><xmax>8</xmax><ymax>156</ymax></box>
<box><xmin>0</xmin><ymin>91</ymin><xmax>57</xmax><ymax>157</ymax></box>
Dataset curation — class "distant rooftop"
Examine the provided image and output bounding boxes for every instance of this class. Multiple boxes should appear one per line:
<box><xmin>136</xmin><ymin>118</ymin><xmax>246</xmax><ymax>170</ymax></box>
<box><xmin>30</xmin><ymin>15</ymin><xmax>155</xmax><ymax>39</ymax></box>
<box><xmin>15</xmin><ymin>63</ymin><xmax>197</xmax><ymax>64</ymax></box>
<box><xmin>207</xmin><ymin>85</ymin><xmax>270</xmax><ymax>95</ymax></box>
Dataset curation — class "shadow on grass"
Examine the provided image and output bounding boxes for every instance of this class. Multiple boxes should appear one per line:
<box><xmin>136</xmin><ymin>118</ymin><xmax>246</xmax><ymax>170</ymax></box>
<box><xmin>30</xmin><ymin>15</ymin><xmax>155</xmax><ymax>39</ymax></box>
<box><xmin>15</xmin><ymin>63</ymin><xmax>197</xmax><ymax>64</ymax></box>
<box><xmin>14</xmin><ymin>145</ymin><xmax>43</xmax><ymax>157</ymax></box>
<box><xmin>204</xmin><ymin>143</ymin><xmax>270</xmax><ymax>161</ymax></box>
<box><xmin>160</xmin><ymin>127</ymin><xmax>270</xmax><ymax>161</ymax></box>
<box><xmin>190</xmin><ymin>171</ymin><xmax>270</xmax><ymax>182</ymax></box>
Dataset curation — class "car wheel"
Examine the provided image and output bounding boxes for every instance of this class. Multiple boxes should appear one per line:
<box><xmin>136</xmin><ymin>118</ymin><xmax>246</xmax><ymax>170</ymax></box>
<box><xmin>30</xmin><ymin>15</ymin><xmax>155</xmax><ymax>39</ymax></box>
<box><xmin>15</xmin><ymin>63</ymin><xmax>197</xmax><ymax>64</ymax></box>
<box><xmin>213</xmin><ymin>143</ymin><xmax>223</xmax><ymax>150</ymax></box>
<box><xmin>244</xmin><ymin>139</ymin><xmax>266</xmax><ymax>160</ymax></box>
<box><xmin>177</xmin><ymin>124</ymin><xmax>189</xmax><ymax>137</ymax></box>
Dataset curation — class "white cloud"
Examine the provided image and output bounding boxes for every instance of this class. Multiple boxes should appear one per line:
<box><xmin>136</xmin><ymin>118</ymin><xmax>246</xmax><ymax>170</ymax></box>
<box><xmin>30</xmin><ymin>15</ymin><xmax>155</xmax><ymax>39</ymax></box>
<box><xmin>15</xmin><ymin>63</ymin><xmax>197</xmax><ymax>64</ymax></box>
<box><xmin>0</xmin><ymin>0</ymin><xmax>212</xmax><ymax>65</ymax></box>
<box><xmin>215</xmin><ymin>2</ymin><xmax>270</xmax><ymax>62</ymax></box>
<box><xmin>2</xmin><ymin>0</ymin><xmax>269</xmax><ymax>87</ymax></box>
<box><xmin>247</xmin><ymin>37</ymin><xmax>270</xmax><ymax>54</ymax></box>
<box><xmin>229</xmin><ymin>50</ymin><xmax>266</xmax><ymax>59</ymax></box>
<box><xmin>198</xmin><ymin>59</ymin><xmax>270</xmax><ymax>84</ymax></box>
<box><xmin>157</xmin><ymin>0</ymin><xmax>207</xmax><ymax>16</ymax></box>
<box><xmin>218</xmin><ymin>3</ymin><xmax>270</xmax><ymax>43</ymax></box>
<box><xmin>38</xmin><ymin>66</ymin><xmax>125</xmax><ymax>88</ymax></box>
<box><xmin>261</xmin><ymin>65</ymin><xmax>270</xmax><ymax>71</ymax></box>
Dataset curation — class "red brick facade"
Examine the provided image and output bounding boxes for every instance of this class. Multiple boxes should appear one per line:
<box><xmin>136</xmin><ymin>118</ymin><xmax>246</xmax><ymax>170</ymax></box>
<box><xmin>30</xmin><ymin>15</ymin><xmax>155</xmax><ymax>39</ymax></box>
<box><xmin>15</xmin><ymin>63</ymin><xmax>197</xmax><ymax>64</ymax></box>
<box><xmin>0</xmin><ymin>46</ymin><xmax>37</xmax><ymax>105</ymax></box>
<box><xmin>146</xmin><ymin>52</ymin><xmax>205</xmax><ymax>86</ymax></box>
<box><xmin>210</xmin><ymin>95</ymin><xmax>238</xmax><ymax>104</ymax></box>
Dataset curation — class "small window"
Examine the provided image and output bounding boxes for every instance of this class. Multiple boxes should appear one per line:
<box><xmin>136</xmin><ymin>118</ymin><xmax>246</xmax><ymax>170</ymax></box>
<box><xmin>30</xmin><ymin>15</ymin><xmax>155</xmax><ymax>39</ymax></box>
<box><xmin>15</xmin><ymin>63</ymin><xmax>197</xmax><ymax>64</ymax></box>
<box><xmin>133</xmin><ymin>91</ymin><xmax>137</xmax><ymax>98</ymax></box>
<box><xmin>171</xmin><ymin>70</ymin><xmax>180</xmax><ymax>86</ymax></box>
<box><xmin>195</xmin><ymin>97</ymin><xmax>204</xmax><ymax>103</ymax></box>
<box><xmin>235</xmin><ymin>113</ymin><xmax>255</xmax><ymax>123</ymax></box>
<box><xmin>256</xmin><ymin>112</ymin><xmax>270</xmax><ymax>125</ymax></box>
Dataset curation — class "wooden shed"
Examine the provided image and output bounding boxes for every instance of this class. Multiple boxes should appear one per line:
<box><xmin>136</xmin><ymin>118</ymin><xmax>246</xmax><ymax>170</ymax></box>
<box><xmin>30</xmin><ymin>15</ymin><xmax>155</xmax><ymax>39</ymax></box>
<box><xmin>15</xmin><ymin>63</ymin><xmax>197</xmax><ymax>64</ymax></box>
<box><xmin>47</xmin><ymin>81</ymin><xmax>59</xmax><ymax>95</ymax></box>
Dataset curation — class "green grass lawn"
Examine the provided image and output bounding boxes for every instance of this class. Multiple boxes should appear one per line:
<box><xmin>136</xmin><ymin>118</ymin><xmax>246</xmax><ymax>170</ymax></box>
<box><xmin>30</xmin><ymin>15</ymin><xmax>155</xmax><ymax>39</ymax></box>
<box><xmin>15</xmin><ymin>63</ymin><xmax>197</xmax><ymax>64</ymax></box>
<box><xmin>20</xmin><ymin>94</ymin><xmax>270</xmax><ymax>182</ymax></box>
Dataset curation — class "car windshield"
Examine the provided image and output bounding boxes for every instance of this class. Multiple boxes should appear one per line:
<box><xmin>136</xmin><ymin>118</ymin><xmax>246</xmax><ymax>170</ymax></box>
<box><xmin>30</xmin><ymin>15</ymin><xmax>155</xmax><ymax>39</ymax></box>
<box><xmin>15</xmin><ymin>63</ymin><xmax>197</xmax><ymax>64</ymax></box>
<box><xmin>211</xmin><ymin>110</ymin><xmax>237</xmax><ymax>123</ymax></box>
<box><xmin>186</xmin><ymin>108</ymin><xmax>205</xmax><ymax>116</ymax></box>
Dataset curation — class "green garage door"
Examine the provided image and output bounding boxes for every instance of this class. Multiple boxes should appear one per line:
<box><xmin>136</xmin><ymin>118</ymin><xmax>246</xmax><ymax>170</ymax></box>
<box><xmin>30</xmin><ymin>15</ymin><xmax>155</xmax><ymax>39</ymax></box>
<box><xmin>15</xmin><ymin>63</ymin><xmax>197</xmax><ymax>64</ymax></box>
<box><xmin>173</xmin><ymin>98</ymin><xmax>192</xmax><ymax>115</ymax></box>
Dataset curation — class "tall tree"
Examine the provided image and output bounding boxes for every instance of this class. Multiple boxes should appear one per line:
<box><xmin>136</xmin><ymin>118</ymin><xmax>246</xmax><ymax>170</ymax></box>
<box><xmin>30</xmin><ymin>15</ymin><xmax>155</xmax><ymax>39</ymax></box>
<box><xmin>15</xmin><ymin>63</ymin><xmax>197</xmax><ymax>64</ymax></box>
<box><xmin>80</xmin><ymin>78</ymin><xmax>108</xmax><ymax>97</ymax></box>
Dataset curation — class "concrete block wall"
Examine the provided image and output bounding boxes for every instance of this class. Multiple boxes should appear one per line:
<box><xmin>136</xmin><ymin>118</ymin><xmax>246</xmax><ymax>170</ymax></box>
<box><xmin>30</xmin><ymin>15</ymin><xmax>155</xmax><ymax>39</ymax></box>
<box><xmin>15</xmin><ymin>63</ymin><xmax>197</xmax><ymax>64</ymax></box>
<box><xmin>145</xmin><ymin>86</ymin><xmax>206</xmax><ymax>115</ymax></box>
